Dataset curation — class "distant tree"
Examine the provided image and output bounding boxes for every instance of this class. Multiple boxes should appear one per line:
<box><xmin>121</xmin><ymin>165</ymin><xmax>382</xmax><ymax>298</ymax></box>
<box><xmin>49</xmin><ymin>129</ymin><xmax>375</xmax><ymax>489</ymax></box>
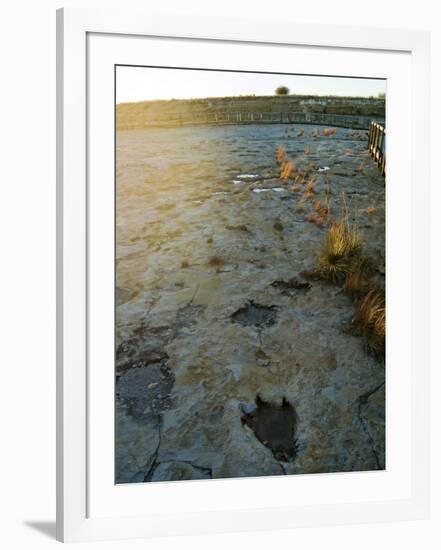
<box><xmin>275</xmin><ymin>86</ymin><xmax>290</xmax><ymax>96</ymax></box>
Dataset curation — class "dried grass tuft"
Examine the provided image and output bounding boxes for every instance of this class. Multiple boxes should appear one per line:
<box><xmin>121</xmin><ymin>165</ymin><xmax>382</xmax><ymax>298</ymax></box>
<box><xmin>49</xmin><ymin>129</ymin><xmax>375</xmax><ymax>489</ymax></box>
<box><xmin>351</xmin><ymin>286</ymin><xmax>385</xmax><ymax>358</ymax></box>
<box><xmin>280</xmin><ymin>160</ymin><xmax>296</xmax><ymax>181</ymax></box>
<box><xmin>312</xmin><ymin>200</ymin><xmax>329</xmax><ymax>218</ymax></box>
<box><xmin>306</xmin><ymin>213</ymin><xmax>325</xmax><ymax>226</ymax></box>
<box><xmin>343</xmin><ymin>257</ymin><xmax>374</xmax><ymax>300</ymax></box>
<box><xmin>315</xmin><ymin>217</ymin><xmax>362</xmax><ymax>284</ymax></box>
<box><xmin>275</xmin><ymin>146</ymin><xmax>286</xmax><ymax>163</ymax></box>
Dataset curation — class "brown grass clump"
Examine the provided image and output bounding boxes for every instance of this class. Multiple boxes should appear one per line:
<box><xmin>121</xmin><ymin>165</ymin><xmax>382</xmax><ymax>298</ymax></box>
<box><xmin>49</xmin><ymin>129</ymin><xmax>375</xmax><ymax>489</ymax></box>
<box><xmin>296</xmin><ymin>198</ymin><xmax>306</xmax><ymax>213</ymax></box>
<box><xmin>304</xmin><ymin>147</ymin><xmax>311</xmax><ymax>155</ymax></box>
<box><xmin>297</xmin><ymin>128</ymin><xmax>304</xmax><ymax>137</ymax></box>
<box><xmin>351</xmin><ymin>286</ymin><xmax>385</xmax><ymax>358</ymax></box>
<box><xmin>304</xmin><ymin>177</ymin><xmax>317</xmax><ymax>200</ymax></box>
<box><xmin>344</xmin><ymin>265</ymin><xmax>364</xmax><ymax>299</ymax></box>
<box><xmin>275</xmin><ymin>146</ymin><xmax>298</xmax><ymax>182</ymax></box>
<box><xmin>273</xmin><ymin>221</ymin><xmax>284</xmax><ymax>232</ymax></box>
<box><xmin>294</xmin><ymin>174</ymin><xmax>306</xmax><ymax>186</ymax></box>
<box><xmin>208</xmin><ymin>255</ymin><xmax>223</xmax><ymax>267</ymax></box>
<box><xmin>311</xmin><ymin>128</ymin><xmax>319</xmax><ymax>138</ymax></box>
<box><xmin>343</xmin><ymin>257</ymin><xmax>374</xmax><ymax>300</ymax></box>
<box><xmin>306</xmin><ymin>213</ymin><xmax>325</xmax><ymax>227</ymax></box>
<box><xmin>366</xmin><ymin>205</ymin><xmax>376</xmax><ymax>215</ymax></box>
<box><xmin>355</xmin><ymin>163</ymin><xmax>365</xmax><ymax>173</ymax></box>
<box><xmin>181</xmin><ymin>259</ymin><xmax>190</xmax><ymax>268</ymax></box>
<box><xmin>316</xmin><ymin>218</ymin><xmax>362</xmax><ymax>284</ymax></box>
<box><xmin>275</xmin><ymin>146</ymin><xmax>286</xmax><ymax>163</ymax></box>
<box><xmin>312</xmin><ymin>200</ymin><xmax>329</xmax><ymax>218</ymax></box>
<box><xmin>280</xmin><ymin>160</ymin><xmax>296</xmax><ymax>181</ymax></box>
<box><xmin>306</xmin><ymin>197</ymin><xmax>385</xmax><ymax>361</ymax></box>
<box><xmin>323</xmin><ymin>127</ymin><xmax>337</xmax><ymax>137</ymax></box>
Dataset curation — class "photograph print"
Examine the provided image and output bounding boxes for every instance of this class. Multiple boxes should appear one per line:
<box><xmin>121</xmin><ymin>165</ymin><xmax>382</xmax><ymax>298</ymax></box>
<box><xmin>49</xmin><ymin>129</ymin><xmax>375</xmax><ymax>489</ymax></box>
<box><xmin>115</xmin><ymin>66</ymin><xmax>386</xmax><ymax>483</ymax></box>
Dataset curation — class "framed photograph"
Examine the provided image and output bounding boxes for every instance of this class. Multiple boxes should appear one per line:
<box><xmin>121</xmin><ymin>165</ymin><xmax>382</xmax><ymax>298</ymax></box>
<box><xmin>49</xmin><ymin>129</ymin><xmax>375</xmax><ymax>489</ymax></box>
<box><xmin>56</xmin><ymin>8</ymin><xmax>430</xmax><ymax>543</ymax></box>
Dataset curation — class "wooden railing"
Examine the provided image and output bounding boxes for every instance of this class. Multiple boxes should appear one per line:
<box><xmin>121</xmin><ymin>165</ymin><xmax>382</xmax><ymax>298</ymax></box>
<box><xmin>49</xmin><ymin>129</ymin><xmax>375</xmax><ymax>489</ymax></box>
<box><xmin>367</xmin><ymin>121</ymin><xmax>386</xmax><ymax>175</ymax></box>
<box><xmin>182</xmin><ymin>111</ymin><xmax>378</xmax><ymax>129</ymax></box>
<box><xmin>120</xmin><ymin>112</ymin><xmax>384</xmax><ymax>131</ymax></box>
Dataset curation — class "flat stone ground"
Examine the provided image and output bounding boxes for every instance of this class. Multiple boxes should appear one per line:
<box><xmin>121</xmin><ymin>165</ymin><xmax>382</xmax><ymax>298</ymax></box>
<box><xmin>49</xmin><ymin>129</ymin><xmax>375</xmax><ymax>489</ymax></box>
<box><xmin>115</xmin><ymin>123</ymin><xmax>385</xmax><ymax>483</ymax></box>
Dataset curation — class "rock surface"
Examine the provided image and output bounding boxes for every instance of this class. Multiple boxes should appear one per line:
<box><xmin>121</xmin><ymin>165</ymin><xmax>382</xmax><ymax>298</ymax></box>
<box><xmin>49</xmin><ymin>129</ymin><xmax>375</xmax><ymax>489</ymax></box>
<box><xmin>115</xmin><ymin>123</ymin><xmax>385</xmax><ymax>483</ymax></box>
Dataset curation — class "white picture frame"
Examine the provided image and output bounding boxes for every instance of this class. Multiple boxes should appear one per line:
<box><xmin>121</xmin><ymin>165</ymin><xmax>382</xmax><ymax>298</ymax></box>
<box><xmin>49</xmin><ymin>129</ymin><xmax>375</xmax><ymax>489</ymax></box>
<box><xmin>56</xmin><ymin>7</ymin><xmax>430</xmax><ymax>543</ymax></box>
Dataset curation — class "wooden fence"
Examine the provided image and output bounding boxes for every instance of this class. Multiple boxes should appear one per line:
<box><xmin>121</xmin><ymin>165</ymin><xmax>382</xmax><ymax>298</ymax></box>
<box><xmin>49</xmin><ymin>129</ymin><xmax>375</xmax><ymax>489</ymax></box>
<box><xmin>126</xmin><ymin>111</ymin><xmax>384</xmax><ymax>130</ymax></box>
<box><xmin>367</xmin><ymin>121</ymin><xmax>386</xmax><ymax>175</ymax></box>
<box><xmin>180</xmin><ymin>111</ymin><xmax>380</xmax><ymax>130</ymax></box>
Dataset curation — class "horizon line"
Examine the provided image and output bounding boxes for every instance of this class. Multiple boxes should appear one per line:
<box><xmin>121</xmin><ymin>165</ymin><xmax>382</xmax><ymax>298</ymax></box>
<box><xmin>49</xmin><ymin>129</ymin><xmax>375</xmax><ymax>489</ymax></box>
<box><xmin>116</xmin><ymin>92</ymin><xmax>386</xmax><ymax>106</ymax></box>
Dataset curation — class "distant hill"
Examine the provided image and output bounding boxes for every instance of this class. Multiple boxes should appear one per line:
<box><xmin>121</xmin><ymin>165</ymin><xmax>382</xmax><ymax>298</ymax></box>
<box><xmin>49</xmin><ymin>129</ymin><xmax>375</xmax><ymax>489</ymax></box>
<box><xmin>116</xmin><ymin>95</ymin><xmax>385</xmax><ymax>130</ymax></box>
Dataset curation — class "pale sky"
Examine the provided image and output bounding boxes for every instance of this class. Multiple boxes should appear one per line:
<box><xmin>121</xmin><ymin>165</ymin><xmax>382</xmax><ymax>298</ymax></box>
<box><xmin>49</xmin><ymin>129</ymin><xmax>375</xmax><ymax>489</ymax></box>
<box><xmin>116</xmin><ymin>66</ymin><xmax>386</xmax><ymax>104</ymax></box>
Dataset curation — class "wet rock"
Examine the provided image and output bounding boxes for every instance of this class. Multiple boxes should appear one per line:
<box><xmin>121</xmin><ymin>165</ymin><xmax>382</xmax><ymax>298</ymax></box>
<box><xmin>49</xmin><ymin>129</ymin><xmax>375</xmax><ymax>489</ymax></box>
<box><xmin>358</xmin><ymin>383</ymin><xmax>385</xmax><ymax>469</ymax></box>
<box><xmin>115</xmin><ymin>400</ymin><xmax>160</xmax><ymax>483</ymax></box>
<box><xmin>116</xmin><ymin>360</ymin><xmax>174</xmax><ymax>418</ymax></box>
<box><xmin>231</xmin><ymin>300</ymin><xmax>277</xmax><ymax>328</ymax></box>
<box><xmin>116</xmin><ymin>351</ymin><xmax>169</xmax><ymax>375</ymax></box>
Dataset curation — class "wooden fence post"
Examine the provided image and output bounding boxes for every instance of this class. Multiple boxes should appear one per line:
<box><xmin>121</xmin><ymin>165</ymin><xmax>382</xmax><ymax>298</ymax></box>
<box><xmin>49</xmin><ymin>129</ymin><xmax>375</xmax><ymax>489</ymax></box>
<box><xmin>367</xmin><ymin>121</ymin><xmax>386</xmax><ymax>175</ymax></box>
